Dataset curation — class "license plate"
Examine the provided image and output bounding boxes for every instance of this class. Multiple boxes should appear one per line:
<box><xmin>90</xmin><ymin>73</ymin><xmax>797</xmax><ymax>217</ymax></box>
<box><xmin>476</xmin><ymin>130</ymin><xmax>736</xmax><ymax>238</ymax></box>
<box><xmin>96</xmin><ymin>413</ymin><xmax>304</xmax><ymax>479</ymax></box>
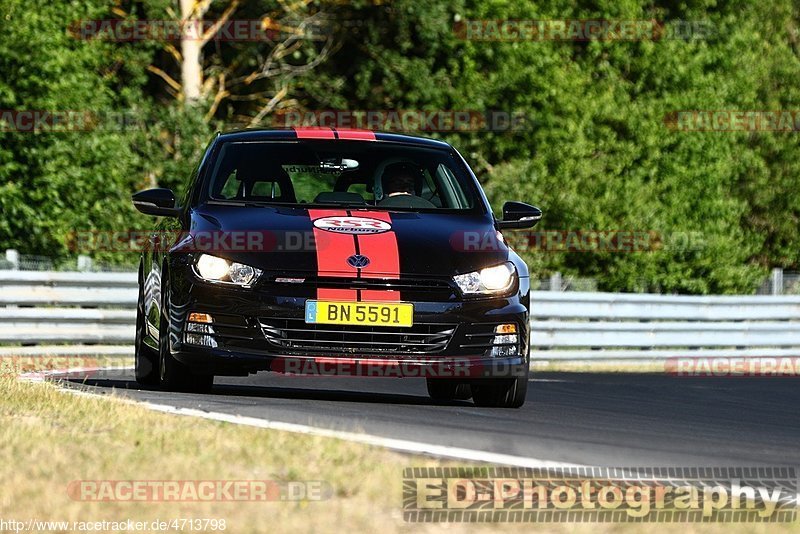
<box><xmin>305</xmin><ymin>301</ymin><xmax>414</xmax><ymax>327</ymax></box>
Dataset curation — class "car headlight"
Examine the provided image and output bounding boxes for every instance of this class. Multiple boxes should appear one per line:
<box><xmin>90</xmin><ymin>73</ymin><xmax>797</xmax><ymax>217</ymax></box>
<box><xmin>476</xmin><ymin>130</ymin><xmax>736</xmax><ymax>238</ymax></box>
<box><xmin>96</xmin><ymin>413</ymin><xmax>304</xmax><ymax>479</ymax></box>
<box><xmin>194</xmin><ymin>254</ymin><xmax>262</xmax><ymax>287</ymax></box>
<box><xmin>453</xmin><ymin>262</ymin><xmax>516</xmax><ymax>296</ymax></box>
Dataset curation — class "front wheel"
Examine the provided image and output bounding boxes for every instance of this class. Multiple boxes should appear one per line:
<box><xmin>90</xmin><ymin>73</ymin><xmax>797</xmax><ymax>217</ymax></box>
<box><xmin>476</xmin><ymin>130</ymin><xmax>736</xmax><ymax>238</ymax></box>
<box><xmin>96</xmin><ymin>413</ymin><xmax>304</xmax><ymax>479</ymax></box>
<box><xmin>134</xmin><ymin>275</ymin><xmax>159</xmax><ymax>386</ymax></box>
<box><xmin>158</xmin><ymin>284</ymin><xmax>214</xmax><ymax>394</ymax></box>
<box><xmin>471</xmin><ymin>369</ymin><xmax>529</xmax><ymax>408</ymax></box>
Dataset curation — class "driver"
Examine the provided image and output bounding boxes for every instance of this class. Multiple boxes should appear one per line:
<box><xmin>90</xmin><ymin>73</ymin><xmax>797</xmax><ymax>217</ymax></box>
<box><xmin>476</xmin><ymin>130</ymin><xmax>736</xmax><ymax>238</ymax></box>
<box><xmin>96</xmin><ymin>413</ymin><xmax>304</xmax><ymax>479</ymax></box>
<box><xmin>378</xmin><ymin>163</ymin><xmax>436</xmax><ymax>208</ymax></box>
<box><xmin>383</xmin><ymin>167</ymin><xmax>417</xmax><ymax>198</ymax></box>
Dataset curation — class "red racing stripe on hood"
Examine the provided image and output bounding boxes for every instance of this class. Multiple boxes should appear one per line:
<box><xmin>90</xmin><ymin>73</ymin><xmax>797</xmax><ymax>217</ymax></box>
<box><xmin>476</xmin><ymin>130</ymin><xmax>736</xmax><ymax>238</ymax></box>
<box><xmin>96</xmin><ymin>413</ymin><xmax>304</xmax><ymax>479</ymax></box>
<box><xmin>355</xmin><ymin>211</ymin><xmax>400</xmax><ymax>302</ymax></box>
<box><xmin>309</xmin><ymin>208</ymin><xmax>358</xmax><ymax>301</ymax></box>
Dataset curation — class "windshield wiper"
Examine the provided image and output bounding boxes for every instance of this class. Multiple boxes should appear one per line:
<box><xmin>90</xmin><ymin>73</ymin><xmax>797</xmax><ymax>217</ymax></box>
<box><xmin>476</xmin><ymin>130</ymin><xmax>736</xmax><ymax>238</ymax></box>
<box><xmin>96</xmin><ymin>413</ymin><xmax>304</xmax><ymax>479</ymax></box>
<box><xmin>205</xmin><ymin>199</ymin><xmax>276</xmax><ymax>208</ymax></box>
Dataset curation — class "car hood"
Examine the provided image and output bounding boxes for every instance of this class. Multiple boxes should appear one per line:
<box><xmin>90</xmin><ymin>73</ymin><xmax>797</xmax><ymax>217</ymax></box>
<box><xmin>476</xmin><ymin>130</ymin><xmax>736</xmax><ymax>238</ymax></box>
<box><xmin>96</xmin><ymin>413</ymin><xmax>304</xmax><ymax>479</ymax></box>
<box><xmin>178</xmin><ymin>204</ymin><xmax>510</xmax><ymax>277</ymax></box>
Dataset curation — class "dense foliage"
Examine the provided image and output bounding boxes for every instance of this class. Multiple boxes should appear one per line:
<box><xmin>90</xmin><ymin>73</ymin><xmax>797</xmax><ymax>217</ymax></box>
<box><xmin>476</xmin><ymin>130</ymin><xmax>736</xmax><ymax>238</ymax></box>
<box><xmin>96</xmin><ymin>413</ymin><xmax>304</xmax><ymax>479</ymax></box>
<box><xmin>0</xmin><ymin>0</ymin><xmax>798</xmax><ymax>293</ymax></box>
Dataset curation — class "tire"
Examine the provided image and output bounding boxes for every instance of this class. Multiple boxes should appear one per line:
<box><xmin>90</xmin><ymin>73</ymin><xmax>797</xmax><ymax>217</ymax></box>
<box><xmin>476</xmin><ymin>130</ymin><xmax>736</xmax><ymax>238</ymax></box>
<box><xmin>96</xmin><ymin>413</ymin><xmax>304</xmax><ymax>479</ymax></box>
<box><xmin>471</xmin><ymin>368</ymin><xmax>529</xmax><ymax>408</ymax></box>
<box><xmin>158</xmin><ymin>283</ymin><xmax>214</xmax><ymax>394</ymax></box>
<box><xmin>426</xmin><ymin>379</ymin><xmax>472</xmax><ymax>401</ymax></box>
<box><xmin>134</xmin><ymin>274</ymin><xmax>159</xmax><ymax>386</ymax></box>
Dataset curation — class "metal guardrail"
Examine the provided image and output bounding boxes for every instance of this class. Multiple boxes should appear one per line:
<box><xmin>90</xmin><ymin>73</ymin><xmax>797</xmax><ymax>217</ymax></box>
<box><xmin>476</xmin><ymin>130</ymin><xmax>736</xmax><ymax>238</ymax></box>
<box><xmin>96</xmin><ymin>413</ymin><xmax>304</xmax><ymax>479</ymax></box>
<box><xmin>1</xmin><ymin>271</ymin><xmax>799</xmax><ymax>360</ymax></box>
<box><xmin>530</xmin><ymin>291</ymin><xmax>800</xmax><ymax>359</ymax></box>
<box><xmin>0</xmin><ymin>271</ymin><xmax>137</xmax><ymax>343</ymax></box>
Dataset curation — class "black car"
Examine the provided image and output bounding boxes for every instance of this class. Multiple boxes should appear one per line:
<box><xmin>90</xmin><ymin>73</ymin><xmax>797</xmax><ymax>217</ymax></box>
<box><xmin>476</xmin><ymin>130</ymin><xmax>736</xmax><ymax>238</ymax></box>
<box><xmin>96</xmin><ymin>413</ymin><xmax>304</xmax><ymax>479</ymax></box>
<box><xmin>132</xmin><ymin>128</ymin><xmax>542</xmax><ymax>408</ymax></box>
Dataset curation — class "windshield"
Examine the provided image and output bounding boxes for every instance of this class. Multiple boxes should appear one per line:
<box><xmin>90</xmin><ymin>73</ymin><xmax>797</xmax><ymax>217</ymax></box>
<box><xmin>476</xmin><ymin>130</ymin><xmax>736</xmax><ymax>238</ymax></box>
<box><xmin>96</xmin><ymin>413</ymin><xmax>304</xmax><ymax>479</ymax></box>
<box><xmin>204</xmin><ymin>140</ymin><xmax>482</xmax><ymax>212</ymax></box>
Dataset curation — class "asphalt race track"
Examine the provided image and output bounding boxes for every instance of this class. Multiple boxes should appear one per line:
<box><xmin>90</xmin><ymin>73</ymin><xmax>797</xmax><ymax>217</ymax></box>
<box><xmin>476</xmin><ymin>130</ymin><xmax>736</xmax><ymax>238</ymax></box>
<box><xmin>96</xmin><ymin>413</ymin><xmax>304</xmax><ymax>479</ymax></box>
<box><xmin>59</xmin><ymin>370</ymin><xmax>800</xmax><ymax>467</ymax></box>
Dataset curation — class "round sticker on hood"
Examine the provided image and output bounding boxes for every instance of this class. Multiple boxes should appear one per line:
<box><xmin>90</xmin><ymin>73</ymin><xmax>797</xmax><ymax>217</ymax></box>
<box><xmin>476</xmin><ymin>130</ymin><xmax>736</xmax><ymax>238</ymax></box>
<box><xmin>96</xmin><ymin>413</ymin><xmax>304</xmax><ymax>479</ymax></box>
<box><xmin>313</xmin><ymin>216</ymin><xmax>392</xmax><ymax>235</ymax></box>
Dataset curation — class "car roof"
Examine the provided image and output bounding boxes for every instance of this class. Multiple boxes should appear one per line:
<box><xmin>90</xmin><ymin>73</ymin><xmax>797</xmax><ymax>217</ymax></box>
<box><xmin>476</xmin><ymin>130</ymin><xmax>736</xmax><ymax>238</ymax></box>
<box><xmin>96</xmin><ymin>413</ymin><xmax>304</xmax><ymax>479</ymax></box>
<box><xmin>215</xmin><ymin>127</ymin><xmax>453</xmax><ymax>150</ymax></box>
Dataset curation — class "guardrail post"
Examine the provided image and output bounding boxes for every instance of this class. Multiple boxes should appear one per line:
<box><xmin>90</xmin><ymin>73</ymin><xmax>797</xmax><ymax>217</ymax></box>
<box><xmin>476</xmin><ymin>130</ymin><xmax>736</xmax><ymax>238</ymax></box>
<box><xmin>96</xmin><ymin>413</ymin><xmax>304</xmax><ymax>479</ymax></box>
<box><xmin>550</xmin><ymin>272</ymin><xmax>562</xmax><ymax>292</ymax></box>
<box><xmin>77</xmin><ymin>255</ymin><xmax>93</xmax><ymax>272</ymax></box>
<box><xmin>771</xmin><ymin>268</ymin><xmax>784</xmax><ymax>295</ymax></box>
<box><xmin>5</xmin><ymin>249</ymin><xmax>19</xmax><ymax>270</ymax></box>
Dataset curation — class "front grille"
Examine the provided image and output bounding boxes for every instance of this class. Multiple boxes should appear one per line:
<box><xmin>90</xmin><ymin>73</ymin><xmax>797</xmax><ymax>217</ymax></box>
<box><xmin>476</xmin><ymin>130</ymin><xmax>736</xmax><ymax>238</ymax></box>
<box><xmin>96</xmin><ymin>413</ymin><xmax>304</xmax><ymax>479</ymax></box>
<box><xmin>259</xmin><ymin>275</ymin><xmax>457</xmax><ymax>301</ymax></box>
<box><xmin>258</xmin><ymin>317</ymin><xmax>456</xmax><ymax>355</ymax></box>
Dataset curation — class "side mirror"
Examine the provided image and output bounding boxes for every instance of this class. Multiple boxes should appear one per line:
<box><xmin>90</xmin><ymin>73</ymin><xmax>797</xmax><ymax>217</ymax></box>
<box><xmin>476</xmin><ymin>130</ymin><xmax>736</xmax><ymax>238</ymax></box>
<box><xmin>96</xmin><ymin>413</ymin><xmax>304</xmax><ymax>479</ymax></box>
<box><xmin>132</xmin><ymin>188</ymin><xmax>181</xmax><ymax>217</ymax></box>
<box><xmin>496</xmin><ymin>201</ymin><xmax>542</xmax><ymax>230</ymax></box>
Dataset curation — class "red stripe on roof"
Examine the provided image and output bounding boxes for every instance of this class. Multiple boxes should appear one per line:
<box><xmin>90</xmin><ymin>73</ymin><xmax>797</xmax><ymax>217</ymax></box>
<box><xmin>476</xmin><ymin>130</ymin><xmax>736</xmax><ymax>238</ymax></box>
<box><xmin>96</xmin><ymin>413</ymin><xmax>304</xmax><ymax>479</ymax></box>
<box><xmin>334</xmin><ymin>129</ymin><xmax>376</xmax><ymax>141</ymax></box>
<box><xmin>294</xmin><ymin>127</ymin><xmax>335</xmax><ymax>139</ymax></box>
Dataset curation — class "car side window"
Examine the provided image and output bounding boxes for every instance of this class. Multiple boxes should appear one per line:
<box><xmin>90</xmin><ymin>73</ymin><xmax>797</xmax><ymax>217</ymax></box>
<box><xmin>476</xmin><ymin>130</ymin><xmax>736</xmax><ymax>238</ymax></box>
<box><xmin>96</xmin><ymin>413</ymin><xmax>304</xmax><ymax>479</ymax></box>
<box><xmin>219</xmin><ymin>171</ymin><xmax>241</xmax><ymax>199</ymax></box>
<box><xmin>419</xmin><ymin>169</ymin><xmax>443</xmax><ymax>207</ymax></box>
<box><xmin>436</xmin><ymin>164</ymin><xmax>470</xmax><ymax>209</ymax></box>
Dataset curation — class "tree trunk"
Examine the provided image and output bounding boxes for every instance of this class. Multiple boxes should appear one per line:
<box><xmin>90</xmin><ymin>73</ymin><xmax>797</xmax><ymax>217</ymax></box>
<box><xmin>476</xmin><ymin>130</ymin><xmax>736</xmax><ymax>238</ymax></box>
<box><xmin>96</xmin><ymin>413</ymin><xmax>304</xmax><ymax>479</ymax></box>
<box><xmin>180</xmin><ymin>0</ymin><xmax>202</xmax><ymax>102</ymax></box>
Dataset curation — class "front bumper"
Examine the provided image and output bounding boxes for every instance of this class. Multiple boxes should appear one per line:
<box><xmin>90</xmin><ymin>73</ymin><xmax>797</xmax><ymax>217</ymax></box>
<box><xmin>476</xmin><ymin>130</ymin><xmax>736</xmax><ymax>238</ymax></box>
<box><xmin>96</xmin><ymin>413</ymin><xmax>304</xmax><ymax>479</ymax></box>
<box><xmin>164</xmin><ymin>262</ymin><xmax>530</xmax><ymax>378</ymax></box>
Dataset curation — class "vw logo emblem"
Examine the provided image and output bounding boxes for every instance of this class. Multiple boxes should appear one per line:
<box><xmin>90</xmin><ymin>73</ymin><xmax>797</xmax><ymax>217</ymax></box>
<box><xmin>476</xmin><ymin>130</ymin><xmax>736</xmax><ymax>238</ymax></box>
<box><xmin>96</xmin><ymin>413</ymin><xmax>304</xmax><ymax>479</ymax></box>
<box><xmin>347</xmin><ymin>254</ymin><xmax>371</xmax><ymax>268</ymax></box>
